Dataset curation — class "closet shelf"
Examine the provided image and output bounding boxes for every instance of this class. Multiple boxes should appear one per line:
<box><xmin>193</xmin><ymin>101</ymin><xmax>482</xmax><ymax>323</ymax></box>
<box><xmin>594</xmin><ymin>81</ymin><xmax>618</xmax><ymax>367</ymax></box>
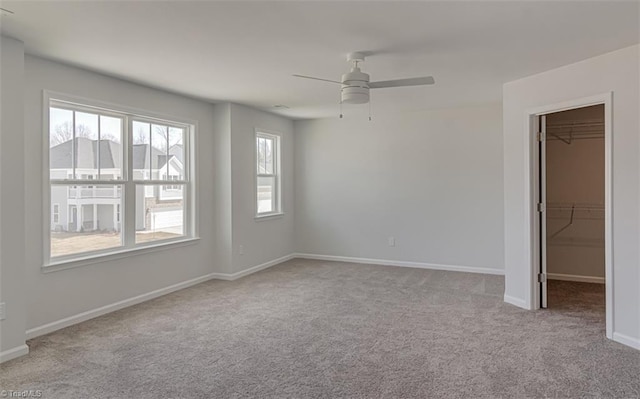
<box><xmin>547</xmin><ymin>202</ymin><xmax>604</xmax><ymax>240</ymax></box>
<box><xmin>546</xmin><ymin>119</ymin><xmax>604</xmax><ymax>144</ymax></box>
<box><xmin>547</xmin><ymin>202</ymin><xmax>604</xmax><ymax>211</ymax></box>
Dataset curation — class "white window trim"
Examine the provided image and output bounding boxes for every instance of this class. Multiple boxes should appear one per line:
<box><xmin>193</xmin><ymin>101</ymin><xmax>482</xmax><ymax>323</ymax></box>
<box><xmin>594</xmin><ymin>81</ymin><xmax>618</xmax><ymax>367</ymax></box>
<box><xmin>43</xmin><ymin>90</ymin><xmax>199</xmax><ymax>268</ymax></box>
<box><xmin>254</xmin><ymin>129</ymin><xmax>283</xmax><ymax>219</ymax></box>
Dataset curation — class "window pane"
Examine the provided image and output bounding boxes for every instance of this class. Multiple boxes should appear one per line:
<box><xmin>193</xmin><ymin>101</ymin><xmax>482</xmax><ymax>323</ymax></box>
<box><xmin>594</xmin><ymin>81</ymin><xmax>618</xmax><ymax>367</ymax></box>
<box><xmin>135</xmin><ymin>184</ymin><xmax>184</xmax><ymax>244</ymax></box>
<box><xmin>99</xmin><ymin>115</ymin><xmax>123</xmax><ymax>180</ymax></box>
<box><xmin>50</xmin><ymin>108</ymin><xmax>74</xmax><ymax>180</ymax></box>
<box><xmin>74</xmin><ymin>112</ymin><xmax>99</xmax><ymax>180</ymax></box>
<box><xmin>257</xmin><ymin>137</ymin><xmax>264</xmax><ymax>174</ymax></box>
<box><xmin>265</xmin><ymin>137</ymin><xmax>274</xmax><ymax>174</ymax></box>
<box><xmin>50</xmin><ymin>184</ymin><xmax>123</xmax><ymax>258</ymax></box>
<box><xmin>132</xmin><ymin>121</ymin><xmax>151</xmax><ymax>180</ymax></box>
<box><xmin>168</xmin><ymin>127</ymin><xmax>185</xmax><ymax>174</ymax></box>
<box><xmin>257</xmin><ymin>176</ymin><xmax>275</xmax><ymax>214</ymax></box>
<box><xmin>151</xmin><ymin>124</ymin><xmax>169</xmax><ymax>179</ymax></box>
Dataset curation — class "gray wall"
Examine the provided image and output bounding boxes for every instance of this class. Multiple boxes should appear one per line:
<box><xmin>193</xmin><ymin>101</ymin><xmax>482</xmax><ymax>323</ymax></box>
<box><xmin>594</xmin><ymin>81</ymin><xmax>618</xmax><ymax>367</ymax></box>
<box><xmin>212</xmin><ymin>103</ymin><xmax>233</xmax><ymax>274</ymax></box>
<box><xmin>23</xmin><ymin>55</ymin><xmax>217</xmax><ymax>331</ymax></box>
<box><xmin>229</xmin><ymin>104</ymin><xmax>296</xmax><ymax>273</ymax></box>
<box><xmin>294</xmin><ymin>104</ymin><xmax>504</xmax><ymax>272</ymax></box>
<box><xmin>1</xmin><ymin>42</ymin><xmax>298</xmax><ymax>356</ymax></box>
<box><xmin>0</xmin><ymin>36</ymin><xmax>27</xmax><ymax>358</ymax></box>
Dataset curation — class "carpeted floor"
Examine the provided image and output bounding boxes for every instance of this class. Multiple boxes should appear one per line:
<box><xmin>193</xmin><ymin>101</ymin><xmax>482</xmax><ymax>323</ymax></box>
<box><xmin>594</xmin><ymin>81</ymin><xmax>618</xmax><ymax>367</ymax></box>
<box><xmin>1</xmin><ymin>259</ymin><xmax>639</xmax><ymax>398</ymax></box>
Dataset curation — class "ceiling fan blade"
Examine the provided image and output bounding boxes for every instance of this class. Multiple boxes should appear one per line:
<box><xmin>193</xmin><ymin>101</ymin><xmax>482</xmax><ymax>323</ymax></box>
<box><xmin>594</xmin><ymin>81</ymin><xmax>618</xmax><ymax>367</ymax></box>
<box><xmin>293</xmin><ymin>74</ymin><xmax>342</xmax><ymax>84</ymax></box>
<box><xmin>369</xmin><ymin>76</ymin><xmax>435</xmax><ymax>89</ymax></box>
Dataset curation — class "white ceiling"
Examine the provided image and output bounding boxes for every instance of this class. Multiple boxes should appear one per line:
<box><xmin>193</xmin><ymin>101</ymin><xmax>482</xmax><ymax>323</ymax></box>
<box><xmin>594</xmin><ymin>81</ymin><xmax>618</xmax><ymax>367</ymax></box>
<box><xmin>1</xmin><ymin>1</ymin><xmax>638</xmax><ymax>120</ymax></box>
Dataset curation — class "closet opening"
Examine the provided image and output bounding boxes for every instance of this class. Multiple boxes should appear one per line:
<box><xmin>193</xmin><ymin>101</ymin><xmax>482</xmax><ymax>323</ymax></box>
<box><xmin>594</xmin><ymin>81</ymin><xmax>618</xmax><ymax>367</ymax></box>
<box><xmin>538</xmin><ymin>104</ymin><xmax>606</xmax><ymax>320</ymax></box>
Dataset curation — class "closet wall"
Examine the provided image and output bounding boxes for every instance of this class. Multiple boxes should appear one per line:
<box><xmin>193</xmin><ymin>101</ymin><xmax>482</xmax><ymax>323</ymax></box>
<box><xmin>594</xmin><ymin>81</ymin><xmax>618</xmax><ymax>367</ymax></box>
<box><xmin>546</xmin><ymin>105</ymin><xmax>605</xmax><ymax>281</ymax></box>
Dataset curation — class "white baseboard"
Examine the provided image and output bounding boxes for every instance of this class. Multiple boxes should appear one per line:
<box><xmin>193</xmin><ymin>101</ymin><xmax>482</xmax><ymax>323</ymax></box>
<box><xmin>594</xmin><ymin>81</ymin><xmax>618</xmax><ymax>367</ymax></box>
<box><xmin>0</xmin><ymin>344</ymin><xmax>29</xmax><ymax>364</ymax></box>
<box><xmin>25</xmin><ymin>254</ymin><xmax>297</xmax><ymax>340</ymax></box>
<box><xmin>548</xmin><ymin>273</ymin><xmax>605</xmax><ymax>284</ymax></box>
<box><xmin>211</xmin><ymin>253</ymin><xmax>296</xmax><ymax>281</ymax></box>
<box><xmin>613</xmin><ymin>332</ymin><xmax>640</xmax><ymax>351</ymax></box>
<box><xmin>503</xmin><ymin>294</ymin><xmax>529</xmax><ymax>309</ymax></box>
<box><xmin>294</xmin><ymin>253</ymin><xmax>504</xmax><ymax>276</ymax></box>
<box><xmin>26</xmin><ymin>272</ymin><xmax>218</xmax><ymax>340</ymax></box>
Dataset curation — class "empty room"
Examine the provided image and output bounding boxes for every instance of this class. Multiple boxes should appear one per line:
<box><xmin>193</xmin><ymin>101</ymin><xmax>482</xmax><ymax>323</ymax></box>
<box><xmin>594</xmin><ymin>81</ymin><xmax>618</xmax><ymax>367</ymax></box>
<box><xmin>1</xmin><ymin>1</ymin><xmax>639</xmax><ymax>398</ymax></box>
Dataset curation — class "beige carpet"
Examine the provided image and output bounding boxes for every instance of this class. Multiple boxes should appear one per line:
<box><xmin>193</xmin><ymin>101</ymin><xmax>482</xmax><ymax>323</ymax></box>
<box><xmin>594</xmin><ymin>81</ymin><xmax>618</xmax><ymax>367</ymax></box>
<box><xmin>1</xmin><ymin>259</ymin><xmax>639</xmax><ymax>398</ymax></box>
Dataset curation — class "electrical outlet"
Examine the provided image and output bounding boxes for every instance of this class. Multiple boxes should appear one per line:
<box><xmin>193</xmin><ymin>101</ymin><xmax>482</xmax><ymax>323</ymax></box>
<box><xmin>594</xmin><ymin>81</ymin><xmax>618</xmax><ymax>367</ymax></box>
<box><xmin>388</xmin><ymin>237</ymin><xmax>395</xmax><ymax>247</ymax></box>
<box><xmin>0</xmin><ymin>302</ymin><xmax>6</xmax><ymax>321</ymax></box>
<box><xmin>239</xmin><ymin>245</ymin><xmax>244</xmax><ymax>255</ymax></box>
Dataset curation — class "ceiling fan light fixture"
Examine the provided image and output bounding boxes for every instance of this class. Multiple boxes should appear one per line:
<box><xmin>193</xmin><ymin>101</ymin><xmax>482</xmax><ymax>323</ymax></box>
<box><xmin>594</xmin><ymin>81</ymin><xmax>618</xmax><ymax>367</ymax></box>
<box><xmin>341</xmin><ymin>86</ymin><xmax>369</xmax><ymax>104</ymax></box>
<box><xmin>293</xmin><ymin>51</ymin><xmax>434</xmax><ymax>108</ymax></box>
<box><xmin>341</xmin><ymin>68</ymin><xmax>370</xmax><ymax>104</ymax></box>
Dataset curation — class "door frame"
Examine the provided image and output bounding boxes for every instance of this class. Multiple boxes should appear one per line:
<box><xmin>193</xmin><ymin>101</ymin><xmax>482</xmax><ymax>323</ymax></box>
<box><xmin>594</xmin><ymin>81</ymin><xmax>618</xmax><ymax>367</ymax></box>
<box><xmin>526</xmin><ymin>92</ymin><xmax>613</xmax><ymax>339</ymax></box>
<box><xmin>539</xmin><ymin>114</ymin><xmax>548</xmax><ymax>309</ymax></box>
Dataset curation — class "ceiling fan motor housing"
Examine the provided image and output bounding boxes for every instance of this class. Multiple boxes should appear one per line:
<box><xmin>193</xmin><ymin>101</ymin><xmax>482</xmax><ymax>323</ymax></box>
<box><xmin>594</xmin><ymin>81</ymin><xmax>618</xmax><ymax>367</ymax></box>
<box><xmin>341</xmin><ymin>68</ymin><xmax>370</xmax><ymax>104</ymax></box>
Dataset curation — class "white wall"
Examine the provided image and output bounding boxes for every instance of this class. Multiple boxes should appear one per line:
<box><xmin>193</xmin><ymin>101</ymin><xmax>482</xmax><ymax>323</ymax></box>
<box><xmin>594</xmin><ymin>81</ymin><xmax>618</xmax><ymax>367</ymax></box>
<box><xmin>503</xmin><ymin>45</ymin><xmax>640</xmax><ymax>347</ymax></box>
<box><xmin>22</xmin><ymin>56</ymin><xmax>217</xmax><ymax>330</ymax></box>
<box><xmin>0</xmin><ymin>36</ymin><xmax>28</xmax><ymax>360</ymax></box>
<box><xmin>229</xmin><ymin>104</ymin><xmax>295</xmax><ymax>273</ymax></box>
<box><xmin>294</xmin><ymin>104</ymin><xmax>504</xmax><ymax>272</ymax></box>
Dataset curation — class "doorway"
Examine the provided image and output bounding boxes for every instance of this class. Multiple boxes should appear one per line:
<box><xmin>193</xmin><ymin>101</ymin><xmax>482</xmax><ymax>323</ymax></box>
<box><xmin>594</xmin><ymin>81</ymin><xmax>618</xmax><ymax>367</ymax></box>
<box><xmin>529</xmin><ymin>93</ymin><xmax>612</xmax><ymax>339</ymax></box>
<box><xmin>540</xmin><ymin>104</ymin><xmax>605</xmax><ymax>315</ymax></box>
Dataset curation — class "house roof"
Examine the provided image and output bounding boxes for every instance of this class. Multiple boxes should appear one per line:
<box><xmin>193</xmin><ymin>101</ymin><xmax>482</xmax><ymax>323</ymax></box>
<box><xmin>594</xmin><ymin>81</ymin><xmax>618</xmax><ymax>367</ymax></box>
<box><xmin>132</xmin><ymin>144</ymin><xmax>168</xmax><ymax>170</ymax></box>
<box><xmin>169</xmin><ymin>144</ymin><xmax>184</xmax><ymax>164</ymax></box>
<box><xmin>50</xmin><ymin>138</ymin><xmax>122</xmax><ymax>169</ymax></box>
<box><xmin>50</xmin><ymin>138</ymin><xmax>179</xmax><ymax>172</ymax></box>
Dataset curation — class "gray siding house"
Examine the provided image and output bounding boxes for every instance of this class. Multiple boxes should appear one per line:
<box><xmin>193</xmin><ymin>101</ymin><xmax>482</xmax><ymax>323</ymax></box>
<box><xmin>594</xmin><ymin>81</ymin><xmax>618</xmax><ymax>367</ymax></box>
<box><xmin>50</xmin><ymin>138</ymin><xmax>183</xmax><ymax>234</ymax></box>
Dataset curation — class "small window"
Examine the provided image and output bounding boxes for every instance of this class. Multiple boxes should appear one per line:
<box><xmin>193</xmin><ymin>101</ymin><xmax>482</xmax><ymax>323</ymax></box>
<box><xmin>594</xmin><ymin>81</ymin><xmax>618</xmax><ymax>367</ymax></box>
<box><xmin>162</xmin><ymin>174</ymin><xmax>181</xmax><ymax>191</ymax></box>
<box><xmin>52</xmin><ymin>204</ymin><xmax>60</xmax><ymax>224</ymax></box>
<box><xmin>255</xmin><ymin>131</ymin><xmax>281</xmax><ymax>217</ymax></box>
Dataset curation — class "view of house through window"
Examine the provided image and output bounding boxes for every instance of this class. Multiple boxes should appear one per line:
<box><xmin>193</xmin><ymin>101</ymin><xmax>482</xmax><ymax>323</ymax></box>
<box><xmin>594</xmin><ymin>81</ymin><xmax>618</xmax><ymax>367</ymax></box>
<box><xmin>48</xmin><ymin>98</ymin><xmax>191</xmax><ymax>262</ymax></box>
<box><xmin>131</xmin><ymin>120</ymin><xmax>186</xmax><ymax>245</ymax></box>
<box><xmin>135</xmin><ymin>185</ymin><xmax>185</xmax><ymax>244</ymax></box>
<box><xmin>256</xmin><ymin>132</ymin><xmax>281</xmax><ymax>216</ymax></box>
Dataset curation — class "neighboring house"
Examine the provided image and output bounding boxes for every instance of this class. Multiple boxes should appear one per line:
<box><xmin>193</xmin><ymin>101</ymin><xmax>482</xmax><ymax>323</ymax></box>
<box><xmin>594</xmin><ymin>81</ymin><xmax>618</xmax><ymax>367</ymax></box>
<box><xmin>50</xmin><ymin>138</ymin><xmax>183</xmax><ymax>234</ymax></box>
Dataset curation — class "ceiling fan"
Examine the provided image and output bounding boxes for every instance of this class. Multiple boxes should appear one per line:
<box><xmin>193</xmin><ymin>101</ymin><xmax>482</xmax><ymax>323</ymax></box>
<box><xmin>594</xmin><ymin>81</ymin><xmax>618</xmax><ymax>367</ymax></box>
<box><xmin>293</xmin><ymin>52</ymin><xmax>435</xmax><ymax>106</ymax></box>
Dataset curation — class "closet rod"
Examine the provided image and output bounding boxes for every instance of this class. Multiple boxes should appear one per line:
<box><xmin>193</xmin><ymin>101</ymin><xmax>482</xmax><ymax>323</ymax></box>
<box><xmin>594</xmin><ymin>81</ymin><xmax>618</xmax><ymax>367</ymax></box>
<box><xmin>547</xmin><ymin>131</ymin><xmax>604</xmax><ymax>144</ymax></box>
<box><xmin>547</xmin><ymin>205</ymin><xmax>604</xmax><ymax>211</ymax></box>
<box><xmin>546</xmin><ymin>127</ymin><xmax>604</xmax><ymax>133</ymax></box>
<box><xmin>547</xmin><ymin>123</ymin><xmax>604</xmax><ymax>129</ymax></box>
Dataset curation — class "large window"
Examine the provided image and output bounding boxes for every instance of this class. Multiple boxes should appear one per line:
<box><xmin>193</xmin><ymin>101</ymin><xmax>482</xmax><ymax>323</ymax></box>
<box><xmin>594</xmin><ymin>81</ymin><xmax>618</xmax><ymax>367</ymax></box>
<box><xmin>47</xmin><ymin>95</ymin><xmax>194</xmax><ymax>264</ymax></box>
<box><xmin>255</xmin><ymin>131</ymin><xmax>281</xmax><ymax>217</ymax></box>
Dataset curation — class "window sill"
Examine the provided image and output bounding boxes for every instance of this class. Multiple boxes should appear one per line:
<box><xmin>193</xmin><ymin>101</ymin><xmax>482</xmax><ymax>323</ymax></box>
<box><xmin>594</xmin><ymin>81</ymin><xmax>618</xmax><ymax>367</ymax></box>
<box><xmin>254</xmin><ymin>212</ymin><xmax>284</xmax><ymax>222</ymax></box>
<box><xmin>42</xmin><ymin>237</ymin><xmax>201</xmax><ymax>273</ymax></box>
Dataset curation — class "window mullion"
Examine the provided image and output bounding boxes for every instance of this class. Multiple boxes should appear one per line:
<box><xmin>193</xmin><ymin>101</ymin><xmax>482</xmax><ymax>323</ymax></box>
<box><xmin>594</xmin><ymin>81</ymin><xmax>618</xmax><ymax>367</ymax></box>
<box><xmin>97</xmin><ymin>114</ymin><xmax>101</xmax><ymax>179</ymax></box>
<box><xmin>148</xmin><ymin>123</ymin><xmax>152</xmax><ymax>179</ymax></box>
<box><xmin>165</xmin><ymin>126</ymin><xmax>170</xmax><ymax>180</ymax></box>
<box><xmin>72</xmin><ymin>111</ymin><xmax>76</xmax><ymax>179</ymax></box>
<box><xmin>275</xmin><ymin>141</ymin><xmax>279</xmax><ymax>212</ymax></box>
<box><xmin>124</xmin><ymin>117</ymin><xmax>135</xmax><ymax>249</ymax></box>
